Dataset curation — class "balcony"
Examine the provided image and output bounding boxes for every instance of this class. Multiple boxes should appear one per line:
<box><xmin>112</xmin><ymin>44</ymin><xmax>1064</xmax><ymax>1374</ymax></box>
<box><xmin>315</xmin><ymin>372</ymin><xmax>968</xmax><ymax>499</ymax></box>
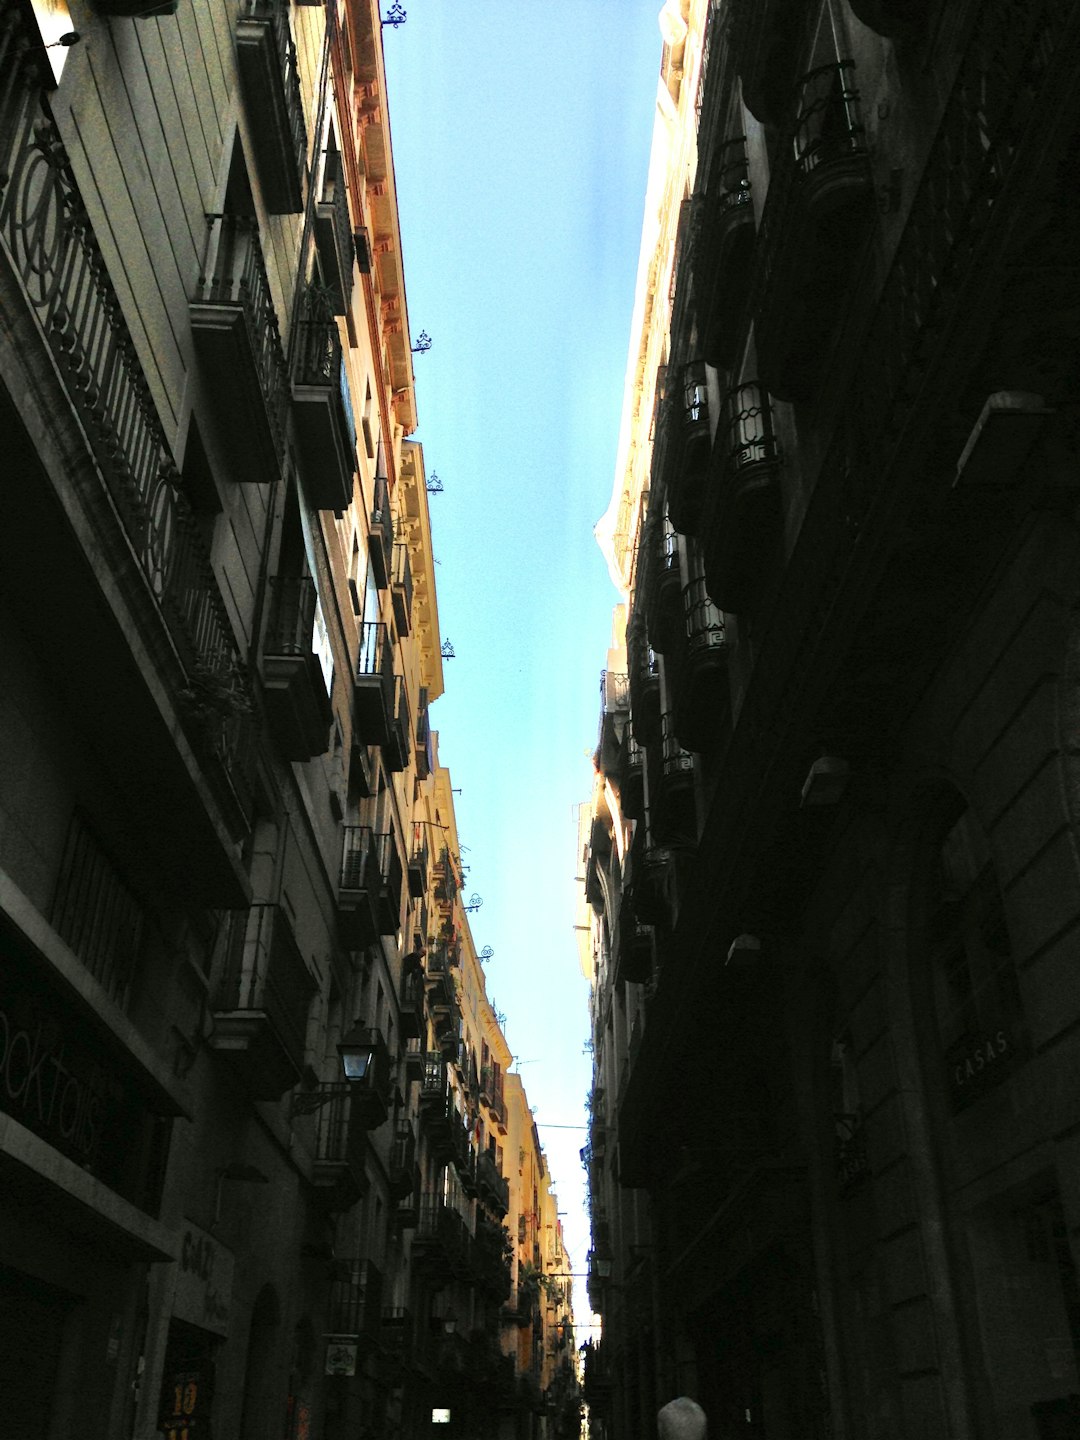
<box><xmin>389</xmin><ymin>1122</ymin><xmax>417</xmax><ymax>1201</ymax></box>
<box><xmin>755</xmin><ymin>62</ymin><xmax>873</xmax><ymax>402</ymax></box>
<box><xmin>652</xmin><ymin>713</ymin><xmax>696</xmax><ymax>844</ymax></box>
<box><xmin>665</xmin><ymin>364</ymin><xmax>713</xmax><ymax>537</ymax></box>
<box><xmin>380</xmin><ymin>1307</ymin><xmax>414</xmax><ymax>1363</ymax></box>
<box><xmin>433</xmin><ymin>848</ymin><xmax>462</xmax><ymax>904</ymax></box>
<box><xmin>477</xmin><ymin>1151</ymin><xmax>510</xmax><ymax>1216</ymax></box>
<box><xmin>695</xmin><ymin>137</ymin><xmax>756</xmax><ymax>367</ymax></box>
<box><xmin>354</xmin><ymin>622</ymin><xmax>394</xmax><ymax>746</ymax></box>
<box><xmin>673</xmin><ymin>577</ymin><xmax>730</xmax><ymax>753</ymax></box>
<box><xmin>426</xmin><ymin>941</ymin><xmax>458</xmax><ymax>1011</ymax></box>
<box><xmin>613</xmin><ymin>903</ymin><xmax>653</xmax><ymax>987</ymax></box>
<box><xmin>627</xmin><ymin>612</ymin><xmax>661</xmax><ymax>746</ymax></box>
<box><xmin>419</xmin><ymin>1056</ymin><xmax>457</xmax><ymax>1160</ymax></box>
<box><xmin>415</xmin><ymin>689</ymin><xmax>433</xmax><ymax>780</ymax></box>
<box><xmin>400</xmin><ymin>967</ymin><xmax>426</xmax><ymax>1040</ymax></box>
<box><xmin>235</xmin><ymin>0</ymin><xmax>307</xmax><ymax>214</ymax></box>
<box><xmin>646</xmin><ymin>515</ymin><xmax>683</xmax><ymax>655</ymax></box>
<box><xmin>291</xmin><ymin>286</ymin><xmax>356</xmax><ymax>512</ymax></box>
<box><xmin>408</xmin><ymin>823</ymin><xmax>429</xmax><ymax>899</ymax></box>
<box><xmin>375</xmin><ymin>830</ymin><xmax>404</xmax><ymax>933</ymax></box>
<box><xmin>261</xmin><ymin>576</ymin><xmax>333</xmax><ymax>760</ymax></box>
<box><xmin>848</xmin><ymin>0</ymin><xmax>925</xmax><ymax>36</ymax></box>
<box><xmin>391</xmin><ymin>542</ymin><xmax>413</xmax><ymax>636</ymax></box>
<box><xmin>338</xmin><ymin>825</ymin><xmax>381</xmax><ymax>948</ymax></box>
<box><xmin>701</xmin><ymin>382</ymin><xmax>781</xmax><ymax>613</ymax></box>
<box><xmin>211</xmin><ymin>904</ymin><xmax>316</xmax><ymax>1099</ymax></box>
<box><xmin>384</xmin><ymin>675</ymin><xmax>412</xmax><ymax>773</ymax></box>
<box><xmin>597</xmin><ymin>670</ymin><xmax>630</xmax><ymax>779</ymax></box>
<box><xmin>190</xmin><ymin>213</ymin><xmax>288</xmax><ymax>484</ymax></box>
<box><xmin>731</xmin><ymin>0</ymin><xmax>802</xmax><ymax>125</ymax></box>
<box><xmin>327</xmin><ymin>1258</ymin><xmax>383</xmax><ymax>1338</ymax></box>
<box><xmin>414</xmin><ymin>1196</ymin><xmax>468</xmax><ymax>1279</ymax></box>
<box><xmin>632</xmin><ymin>845</ymin><xmax>673</xmax><ymax>928</ymax></box>
<box><xmin>368</xmin><ymin>453</ymin><xmax>394</xmax><ymax>587</ymax></box>
<box><xmin>313</xmin><ymin>148</ymin><xmax>354</xmax><ymax>314</ymax></box>
<box><xmin>310</xmin><ymin>1083</ymin><xmax>370</xmax><ymax>1209</ymax></box>
<box><xmin>619</xmin><ymin>732</ymin><xmax>645</xmax><ymax>820</ymax></box>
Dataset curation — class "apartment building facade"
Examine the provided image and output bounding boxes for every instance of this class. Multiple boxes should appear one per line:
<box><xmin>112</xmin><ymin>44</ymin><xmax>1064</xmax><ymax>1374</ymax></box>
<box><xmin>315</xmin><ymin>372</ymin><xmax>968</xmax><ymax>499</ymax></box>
<box><xmin>583</xmin><ymin>1</ymin><xmax>1080</xmax><ymax>1438</ymax></box>
<box><xmin>0</xmin><ymin>0</ymin><xmax>572</xmax><ymax>1436</ymax></box>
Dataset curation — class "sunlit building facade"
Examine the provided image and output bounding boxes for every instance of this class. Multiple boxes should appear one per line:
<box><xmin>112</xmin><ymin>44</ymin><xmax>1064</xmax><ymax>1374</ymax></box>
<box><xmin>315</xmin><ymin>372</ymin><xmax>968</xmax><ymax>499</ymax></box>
<box><xmin>0</xmin><ymin>0</ymin><xmax>571</xmax><ymax>1436</ymax></box>
<box><xmin>584</xmin><ymin>0</ymin><xmax>1080</xmax><ymax>1437</ymax></box>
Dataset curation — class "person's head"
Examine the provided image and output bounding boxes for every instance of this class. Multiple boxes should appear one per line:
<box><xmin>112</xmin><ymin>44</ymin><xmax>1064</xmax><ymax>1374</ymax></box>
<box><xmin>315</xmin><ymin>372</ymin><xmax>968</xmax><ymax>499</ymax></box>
<box><xmin>657</xmin><ymin>1397</ymin><xmax>706</xmax><ymax>1440</ymax></box>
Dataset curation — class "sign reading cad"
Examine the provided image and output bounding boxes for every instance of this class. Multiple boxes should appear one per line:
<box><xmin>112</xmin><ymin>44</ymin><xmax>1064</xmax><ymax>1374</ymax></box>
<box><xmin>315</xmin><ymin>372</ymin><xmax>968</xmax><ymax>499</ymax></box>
<box><xmin>174</xmin><ymin>1222</ymin><xmax>234</xmax><ymax>1337</ymax></box>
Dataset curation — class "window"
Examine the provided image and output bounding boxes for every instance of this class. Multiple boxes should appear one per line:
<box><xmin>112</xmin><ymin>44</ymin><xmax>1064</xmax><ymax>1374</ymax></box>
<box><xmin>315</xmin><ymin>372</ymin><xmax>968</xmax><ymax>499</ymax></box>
<box><xmin>925</xmin><ymin>802</ymin><xmax>1028</xmax><ymax>1108</ymax></box>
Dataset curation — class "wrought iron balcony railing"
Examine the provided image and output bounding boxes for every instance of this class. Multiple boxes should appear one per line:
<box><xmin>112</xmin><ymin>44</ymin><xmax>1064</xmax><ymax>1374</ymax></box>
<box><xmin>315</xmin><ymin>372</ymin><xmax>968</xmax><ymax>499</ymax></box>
<box><xmin>391</xmin><ymin>541</ymin><xmax>413</xmax><ymax>636</ymax></box>
<box><xmin>192</xmin><ymin>212</ymin><xmax>289</xmax><ymax>482</ymax></box>
<box><xmin>327</xmin><ymin>1258</ymin><xmax>383</xmax><ymax>1336</ymax></box>
<box><xmin>793</xmin><ymin>60</ymin><xmax>867</xmax><ymax>180</ymax></box>
<box><xmin>695</xmin><ymin>135</ymin><xmax>756</xmax><ymax>366</ymax></box>
<box><xmin>236</xmin><ymin>0</ymin><xmax>307</xmax><ymax>214</ymax></box>
<box><xmin>701</xmin><ymin>381</ymin><xmax>781</xmax><ymax>614</ymax></box>
<box><xmin>51</xmin><ymin>813</ymin><xmax>145</xmax><ymax>1009</ymax></box>
<box><xmin>0</xmin><ymin>42</ymin><xmax>258</xmax><ymax>838</ymax></box>
<box><xmin>354</xmin><ymin>621</ymin><xmax>394</xmax><ymax>745</ymax></box>
<box><xmin>213</xmin><ymin>903</ymin><xmax>316</xmax><ymax>1097</ymax></box>
<box><xmin>261</xmin><ymin>576</ymin><xmax>332</xmax><ymax>760</ymax></box>
<box><xmin>314</xmin><ymin>147</ymin><xmax>354</xmax><ymax>314</ymax></box>
<box><xmin>369</xmin><ymin>452</ymin><xmax>394</xmax><ymax>586</ymax></box>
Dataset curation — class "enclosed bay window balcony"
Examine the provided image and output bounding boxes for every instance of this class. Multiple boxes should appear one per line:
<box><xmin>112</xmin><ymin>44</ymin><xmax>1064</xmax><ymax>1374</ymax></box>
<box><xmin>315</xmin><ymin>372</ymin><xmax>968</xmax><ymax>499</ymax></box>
<box><xmin>632</xmin><ymin>843</ymin><xmax>673</xmax><ymax>928</ymax></box>
<box><xmin>652</xmin><ymin>713</ymin><xmax>696</xmax><ymax>844</ymax></box>
<box><xmin>613</xmin><ymin>902</ymin><xmax>653</xmax><ymax>987</ymax></box>
<box><xmin>701</xmin><ymin>382</ymin><xmax>781</xmax><ymax>613</ymax></box>
<box><xmin>338</xmin><ymin>825</ymin><xmax>381</xmax><ymax>948</ymax></box>
<box><xmin>666</xmin><ymin>362</ymin><xmax>713</xmax><ymax>536</ymax></box>
<box><xmin>646</xmin><ymin>515</ymin><xmax>683</xmax><ymax>655</ymax></box>
<box><xmin>211</xmin><ymin>904</ymin><xmax>316</xmax><ymax>1098</ymax></box>
<box><xmin>313</xmin><ymin>149</ymin><xmax>354</xmax><ymax>315</ymax></box>
<box><xmin>695</xmin><ymin>137</ymin><xmax>756</xmax><ymax>367</ymax></box>
<box><xmin>408</xmin><ymin>821</ymin><xmax>430</xmax><ymax>899</ymax></box>
<box><xmin>384</xmin><ymin>675</ymin><xmax>412</xmax><ymax>773</ymax></box>
<box><xmin>391</xmin><ymin>542</ymin><xmax>413</xmax><ymax>636</ymax></box>
<box><xmin>673</xmin><ymin>577</ymin><xmax>730</xmax><ymax>752</ymax></box>
<box><xmin>628</xmin><ymin>612</ymin><xmax>661</xmax><ymax>746</ymax></box>
<box><xmin>368</xmin><ymin>453</ymin><xmax>394</xmax><ymax>587</ymax></box>
<box><xmin>261</xmin><ymin>576</ymin><xmax>333</xmax><ymax>760</ymax></box>
<box><xmin>327</xmin><ymin>1259</ymin><xmax>383</xmax><ymax>1338</ymax></box>
<box><xmin>731</xmin><ymin>0</ymin><xmax>802</xmax><ymax>124</ymax></box>
<box><xmin>354</xmin><ymin>621</ymin><xmax>394</xmax><ymax>746</ymax></box>
<box><xmin>598</xmin><ymin>670</ymin><xmax>630</xmax><ymax>779</ymax></box>
<box><xmin>236</xmin><ymin>0</ymin><xmax>307</xmax><ymax>214</ymax></box>
<box><xmin>755</xmin><ymin>61</ymin><xmax>873</xmax><ymax>402</ymax></box>
<box><xmin>291</xmin><ymin>286</ymin><xmax>357</xmax><ymax>512</ymax></box>
<box><xmin>848</xmin><ymin>0</ymin><xmax>925</xmax><ymax>37</ymax></box>
<box><xmin>190</xmin><ymin>213</ymin><xmax>288</xmax><ymax>485</ymax></box>
<box><xmin>619</xmin><ymin>732</ymin><xmax>646</xmax><ymax>820</ymax></box>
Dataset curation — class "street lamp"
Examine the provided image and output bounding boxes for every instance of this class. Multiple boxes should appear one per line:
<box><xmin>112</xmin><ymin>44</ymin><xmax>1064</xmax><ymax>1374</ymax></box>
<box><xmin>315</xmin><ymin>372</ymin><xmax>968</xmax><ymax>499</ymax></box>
<box><xmin>289</xmin><ymin>1023</ymin><xmax>382</xmax><ymax>1115</ymax></box>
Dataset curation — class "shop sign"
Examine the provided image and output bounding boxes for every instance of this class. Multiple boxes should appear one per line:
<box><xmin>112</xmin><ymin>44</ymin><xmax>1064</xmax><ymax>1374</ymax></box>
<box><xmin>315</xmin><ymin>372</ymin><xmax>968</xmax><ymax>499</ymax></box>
<box><xmin>946</xmin><ymin>1023</ymin><xmax>1019</xmax><ymax>1107</ymax></box>
<box><xmin>159</xmin><ymin>1369</ymin><xmax>208</xmax><ymax>1440</ymax></box>
<box><xmin>325</xmin><ymin>1340</ymin><xmax>357</xmax><ymax>1376</ymax></box>
<box><xmin>173</xmin><ymin>1222</ymin><xmax>234</xmax><ymax>1337</ymax></box>
<box><xmin>0</xmin><ymin>939</ymin><xmax>158</xmax><ymax>1206</ymax></box>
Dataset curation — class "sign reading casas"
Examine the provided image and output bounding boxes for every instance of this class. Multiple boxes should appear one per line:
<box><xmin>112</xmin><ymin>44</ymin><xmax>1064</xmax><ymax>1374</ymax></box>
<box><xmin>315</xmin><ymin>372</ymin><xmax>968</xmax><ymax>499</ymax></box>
<box><xmin>946</xmin><ymin>1023</ymin><xmax>1023</xmax><ymax>1108</ymax></box>
<box><xmin>173</xmin><ymin>1222</ymin><xmax>234</xmax><ymax>1337</ymax></box>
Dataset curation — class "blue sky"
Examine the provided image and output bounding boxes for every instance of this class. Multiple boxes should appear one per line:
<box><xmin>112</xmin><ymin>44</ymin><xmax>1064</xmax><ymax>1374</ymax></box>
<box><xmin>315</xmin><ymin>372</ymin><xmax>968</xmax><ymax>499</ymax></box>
<box><xmin>383</xmin><ymin>2</ymin><xmax>662</xmax><ymax>1330</ymax></box>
